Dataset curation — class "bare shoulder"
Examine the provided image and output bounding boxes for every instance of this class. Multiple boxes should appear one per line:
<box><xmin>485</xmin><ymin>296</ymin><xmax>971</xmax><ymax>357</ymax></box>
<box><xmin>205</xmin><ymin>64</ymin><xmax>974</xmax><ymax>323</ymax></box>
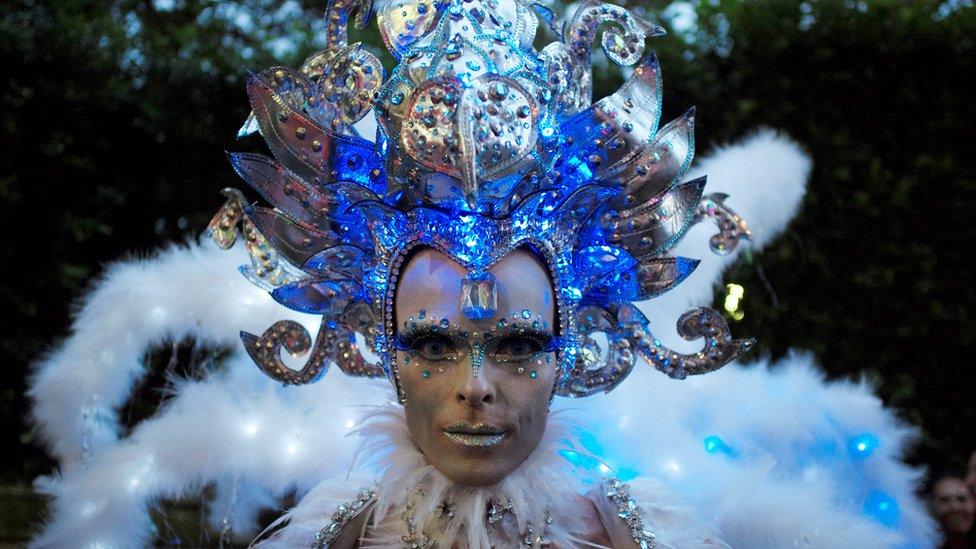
<box><xmin>570</xmin><ymin>494</ymin><xmax>614</xmax><ymax>548</ymax></box>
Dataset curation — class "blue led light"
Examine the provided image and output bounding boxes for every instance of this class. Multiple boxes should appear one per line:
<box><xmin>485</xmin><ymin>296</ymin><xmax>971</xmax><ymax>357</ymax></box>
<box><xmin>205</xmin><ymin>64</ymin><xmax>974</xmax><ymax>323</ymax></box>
<box><xmin>559</xmin><ymin>449</ymin><xmax>603</xmax><ymax>471</ymax></box>
<box><xmin>703</xmin><ymin>435</ymin><xmax>735</xmax><ymax>457</ymax></box>
<box><xmin>863</xmin><ymin>491</ymin><xmax>899</xmax><ymax>527</ymax></box>
<box><xmin>847</xmin><ymin>433</ymin><xmax>879</xmax><ymax>459</ymax></box>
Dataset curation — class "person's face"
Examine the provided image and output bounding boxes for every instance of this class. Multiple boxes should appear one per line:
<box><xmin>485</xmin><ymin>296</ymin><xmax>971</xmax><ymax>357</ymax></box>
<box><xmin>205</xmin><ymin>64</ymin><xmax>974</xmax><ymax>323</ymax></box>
<box><xmin>394</xmin><ymin>248</ymin><xmax>557</xmax><ymax>487</ymax></box>
<box><xmin>932</xmin><ymin>477</ymin><xmax>976</xmax><ymax>534</ymax></box>
<box><xmin>966</xmin><ymin>450</ymin><xmax>976</xmax><ymax>497</ymax></box>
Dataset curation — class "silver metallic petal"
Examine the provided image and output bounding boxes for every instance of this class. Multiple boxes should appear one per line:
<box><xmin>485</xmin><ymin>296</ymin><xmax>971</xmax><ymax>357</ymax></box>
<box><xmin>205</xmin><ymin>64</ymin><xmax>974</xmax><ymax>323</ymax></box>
<box><xmin>207</xmin><ymin>188</ymin><xmax>307</xmax><ymax>290</ymax></box>
<box><xmin>457</xmin><ymin>75</ymin><xmax>541</xmax><ymax>209</ymax></box>
<box><xmin>228</xmin><ymin>153</ymin><xmax>352</xmax><ymax>231</ymax></box>
<box><xmin>612</xmin><ymin>108</ymin><xmax>696</xmax><ymax>208</ymax></box>
<box><xmin>557</xmin><ymin>53</ymin><xmax>663</xmax><ymax>183</ymax></box>
<box><xmin>245</xmin><ymin>206</ymin><xmax>341</xmax><ymax>267</ymax></box>
<box><xmin>596</xmin><ymin>176</ymin><xmax>706</xmax><ymax>258</ymax></box>
<box><xmin>585</xmin><ymin>256</ymin><xmax>700</xmax><ymax>303</ymax></box>
<box><xmin>246</xmin><ymin>70</ymin><xmax>365</xmax><ymax>188</ymax></box>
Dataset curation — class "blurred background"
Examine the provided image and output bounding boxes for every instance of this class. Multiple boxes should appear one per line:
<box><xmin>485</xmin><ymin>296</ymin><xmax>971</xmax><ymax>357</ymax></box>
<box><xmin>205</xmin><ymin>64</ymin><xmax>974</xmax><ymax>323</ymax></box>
<box><xmin>1</xmin><ymin>0</ymin><xmax>974</xmax><ymax>543</ymax></box>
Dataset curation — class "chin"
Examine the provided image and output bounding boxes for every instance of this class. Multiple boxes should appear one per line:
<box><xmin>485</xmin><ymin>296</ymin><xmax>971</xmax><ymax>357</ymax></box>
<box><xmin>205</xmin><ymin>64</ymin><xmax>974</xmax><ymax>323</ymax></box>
<box><xmin>440</xmin><ymin>460</ymin><xmax>511</xmax><ymax>487</ymax></box>
<box><xmin>434</xmin><ymin>443</ymin><xmax>520</xmax><ymax>486</ymax></box>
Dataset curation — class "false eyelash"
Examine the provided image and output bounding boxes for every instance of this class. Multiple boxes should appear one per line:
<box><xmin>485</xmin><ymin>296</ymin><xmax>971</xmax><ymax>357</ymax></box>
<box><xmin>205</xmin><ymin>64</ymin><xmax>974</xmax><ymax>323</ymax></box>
<box><xmin>495</xmin><ymin>329</ymin><xmax>559</xmax><ymax>352</ymax></box>
<box><xmin>392</xmin><ymin>329</ymin><xmax>453</xmax><ymax>352</ymax></box>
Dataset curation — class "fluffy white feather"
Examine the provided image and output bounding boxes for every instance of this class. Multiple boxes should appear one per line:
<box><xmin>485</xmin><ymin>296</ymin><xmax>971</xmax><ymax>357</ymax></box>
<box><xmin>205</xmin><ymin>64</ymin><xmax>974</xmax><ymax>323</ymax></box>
<box><xmin>29</xmin><ymin>132</ymin><xmax>936</xmax><ymax>548</ymax></box>
<box><xmin>29</xmin><ymin>240</ymin><xmax>308</xmax><ymax>469</ymax></box>
<box><xmin>554</xmin><ymin>354</ymin><xmax>937</xmax><ymax>547</ymax></box>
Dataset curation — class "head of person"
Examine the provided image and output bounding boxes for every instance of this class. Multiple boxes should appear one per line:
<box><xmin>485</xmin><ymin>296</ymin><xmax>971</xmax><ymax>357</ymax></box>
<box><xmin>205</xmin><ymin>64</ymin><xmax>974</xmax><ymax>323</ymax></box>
<box><xmin>215</xmin><ymin>0</ymin><xmax>753</xmax><ymax>494</ymax></box>
<box><xmin>931</xmin><ymin>476</ymin><xmax>976</xmax><ymax>535</ymax></box>
<box><xmin>393</xmin><ymin>247</ymin><xmax>557</xmax><ymax>486</ymax></box>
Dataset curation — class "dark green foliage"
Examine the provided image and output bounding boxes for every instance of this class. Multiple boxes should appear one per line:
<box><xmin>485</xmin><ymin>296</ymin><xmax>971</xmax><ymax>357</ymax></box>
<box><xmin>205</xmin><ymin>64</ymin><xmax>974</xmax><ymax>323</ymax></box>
<box><xmin>635</xmin><ymin>0</ymin><xmax>976</xmax><ymax>476</ymax></box>
<box><xmin>1</xmin><ymin>0</ymin><xmax>973</xmax><ymax>494</ymax></box>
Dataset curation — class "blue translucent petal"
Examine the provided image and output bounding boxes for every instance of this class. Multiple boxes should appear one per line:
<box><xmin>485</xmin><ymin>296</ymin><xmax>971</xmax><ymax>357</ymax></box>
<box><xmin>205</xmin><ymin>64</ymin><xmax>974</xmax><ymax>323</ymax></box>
<box><xmin>302</xmin><ymin>246</ymin><xmax>366</xmax><ymax>279</ymax></box>
<box><xmin>574</xmin><ymin>245</ymin><xmax>637</xmax><ymax>292</ymax></box>
<box><xmin>271</xmin><ymin>279</ymin><xmax>360</xmax><ymax>315</ymax></box>
<box><xmin>586</xmin><ymin>256</ymin><xmax>699</xmax><ymax>303</ymax></box>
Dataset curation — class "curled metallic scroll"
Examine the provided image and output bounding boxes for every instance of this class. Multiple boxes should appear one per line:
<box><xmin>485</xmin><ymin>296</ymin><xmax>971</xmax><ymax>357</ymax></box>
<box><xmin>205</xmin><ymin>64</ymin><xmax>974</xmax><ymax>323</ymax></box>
<box><xmin>239</xmin><ymin>0</ymin><xmax>377</xmax><ymax>137</ymax></box>
<box><xmin>553</xmin><ymin>0</ymin><xmax>664</xmax><ymax>109</ymax></box>
<box><xmin>565</xmin><ymin>0</ymin><xmax>662</xmax><ymax>64</ymax></box>
<box><xmin>376</xmin><ymin>0</ymin><xmax>441</xmax><ymax>60</ymax></box>
<box><xmin>242</xmin><ymin>309</ymin><xmax>384</xmax><ymax>385</ymax></box>
<box><xmin>207</xmin><ymin>188</ymin><xmax>306</xmax><ymax>291</ymax></box>
<box><xmin>694</xmin><ymin>192</ymin><xmax>752</xmax><ymax>255</ymax></box>
<box><xmin>559</xmin><ymin>302</ymin><xmax>754</xmax><ymax>397</ymax></box>
<box><xmin>323</xmin><ymin>0</ymin><xmax>373</xmax><ymax>51</ymax></box>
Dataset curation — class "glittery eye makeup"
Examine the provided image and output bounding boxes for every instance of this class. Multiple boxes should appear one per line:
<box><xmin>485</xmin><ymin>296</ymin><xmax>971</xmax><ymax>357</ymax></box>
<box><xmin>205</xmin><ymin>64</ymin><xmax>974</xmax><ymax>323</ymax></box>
<box><xmin>393</xmin><ymin>309</ymin><xmax>557</xmax><ymax>378</ymax></box>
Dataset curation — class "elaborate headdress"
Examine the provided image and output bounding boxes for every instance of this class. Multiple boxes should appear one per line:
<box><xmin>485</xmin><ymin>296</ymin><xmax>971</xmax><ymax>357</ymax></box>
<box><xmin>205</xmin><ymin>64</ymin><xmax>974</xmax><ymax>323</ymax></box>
<box><xmin>209</xmin><ymin>0</ymin><xmax>754</xmax><ymax>400</ymax></box>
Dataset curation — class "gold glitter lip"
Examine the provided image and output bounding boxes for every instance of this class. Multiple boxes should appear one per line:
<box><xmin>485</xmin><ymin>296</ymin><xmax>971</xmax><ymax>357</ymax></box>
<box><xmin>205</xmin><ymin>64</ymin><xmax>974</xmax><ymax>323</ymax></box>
<box><xmin>442</xmin><ymin>422</ymin><xmax>507</xmax><ymax>448</ymax></box>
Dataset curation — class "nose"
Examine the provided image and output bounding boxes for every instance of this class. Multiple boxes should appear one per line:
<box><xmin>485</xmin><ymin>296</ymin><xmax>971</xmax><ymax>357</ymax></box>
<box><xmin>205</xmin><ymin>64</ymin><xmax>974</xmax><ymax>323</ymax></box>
<box><xmin>456</xmin><ymin>366</ymin><xmax>495</xmax><ymax>406</ymax></box>
<box><xmin>950</xmin><ymin>495</ymin><xmax>971</xmax><ymax>511</ymax></box>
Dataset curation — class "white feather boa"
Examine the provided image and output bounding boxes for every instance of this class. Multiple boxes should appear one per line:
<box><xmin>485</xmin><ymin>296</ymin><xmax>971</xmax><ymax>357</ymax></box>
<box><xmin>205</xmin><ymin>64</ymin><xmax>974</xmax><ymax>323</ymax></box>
<box><xmin>27</xmin><ymin>132</ymin><xmax>939</xmax><ymax>548</ymax></box>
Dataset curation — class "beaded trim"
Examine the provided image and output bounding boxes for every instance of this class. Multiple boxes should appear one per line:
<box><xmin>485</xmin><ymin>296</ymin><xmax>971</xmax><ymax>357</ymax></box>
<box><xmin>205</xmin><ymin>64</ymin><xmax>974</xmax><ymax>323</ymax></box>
<box><xmin>605</xmin><ymin>478</ymin><xmax>657</xmax><ymax>549</ymax></box>
<box><xmin>311</xmin><ymin>487</ymin><xmax>376</xmax><ymax>549</ymax></box>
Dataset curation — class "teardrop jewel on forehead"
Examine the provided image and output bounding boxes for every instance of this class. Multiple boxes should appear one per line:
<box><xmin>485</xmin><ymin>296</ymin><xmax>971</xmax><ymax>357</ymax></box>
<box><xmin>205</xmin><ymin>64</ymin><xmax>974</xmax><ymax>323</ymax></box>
<box><xmin>209</xmin><ymin>0</ymin><xmax>756</xmax><ymax>400</ymax></box>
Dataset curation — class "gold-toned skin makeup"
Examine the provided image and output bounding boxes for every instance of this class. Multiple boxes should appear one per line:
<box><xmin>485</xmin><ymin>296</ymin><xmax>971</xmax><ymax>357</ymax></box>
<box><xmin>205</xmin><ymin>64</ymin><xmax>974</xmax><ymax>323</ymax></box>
<box><xmin>394</xmin><ymin>247</ymin><xmax>557</xmax><ymax>487</ymax></box>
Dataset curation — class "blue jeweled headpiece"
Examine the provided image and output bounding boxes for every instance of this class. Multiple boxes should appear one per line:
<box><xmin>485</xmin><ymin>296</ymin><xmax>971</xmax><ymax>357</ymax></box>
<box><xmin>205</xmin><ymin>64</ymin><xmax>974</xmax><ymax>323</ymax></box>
<box><xmin>209</xmin><ymin>0</ymin><xmax>754</xmax><ymax>399</ymax></box>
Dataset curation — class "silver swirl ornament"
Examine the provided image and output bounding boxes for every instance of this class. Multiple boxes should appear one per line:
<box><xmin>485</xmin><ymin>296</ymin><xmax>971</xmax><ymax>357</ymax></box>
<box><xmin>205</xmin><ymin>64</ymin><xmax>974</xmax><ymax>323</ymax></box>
<box><xmin>241</xmin><ymin>307</ymin><xmax>385</xmax><ymax>385</ymax></box>
<box><xmin>694</xmin><ymin>192</ymin><xmax>753</xmax><ymax>255</ymax></box>
<box><xmin>239</xmin><ymin>0</ymin><xmax>382</xmax><ymax>137</ymax></box>
<box><xmin>542</xmin><ymin>0</ymin><xmax>664</xmax><ymax>115</ymax></box>
<box><xmin>559</xmin><ymin>303</ymin><xmax>755</xmax><ymax>397</ymax></box>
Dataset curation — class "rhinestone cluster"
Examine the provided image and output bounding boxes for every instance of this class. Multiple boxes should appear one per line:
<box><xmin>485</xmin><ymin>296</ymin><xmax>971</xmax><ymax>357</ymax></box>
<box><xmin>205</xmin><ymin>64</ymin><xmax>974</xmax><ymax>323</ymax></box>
<box><xmin>605</xmin><ymin>478</ymin><xmax>657</xmax><ymax>549</ymax></box>
<box><xmin>311</xmin><ymin>487</ymin><xmax>376</xmax><ymax>549</ymax></box>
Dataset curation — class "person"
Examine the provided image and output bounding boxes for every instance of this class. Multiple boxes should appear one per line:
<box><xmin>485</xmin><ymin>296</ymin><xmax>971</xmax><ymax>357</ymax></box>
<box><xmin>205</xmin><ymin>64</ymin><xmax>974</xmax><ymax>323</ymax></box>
<box><xmin>204</xmin><ymin>0</ymin><xmax>753</xmax><ymax>545</ymax></box>
<box><xmin>24</xmin><ymin>0</ymin><xmax>941</xmax><ymax>546</ymax></box>
<box><xmin>932</xmin><ymin>475</ymin><xmax>975</xmax><ymax>549</ymax></box>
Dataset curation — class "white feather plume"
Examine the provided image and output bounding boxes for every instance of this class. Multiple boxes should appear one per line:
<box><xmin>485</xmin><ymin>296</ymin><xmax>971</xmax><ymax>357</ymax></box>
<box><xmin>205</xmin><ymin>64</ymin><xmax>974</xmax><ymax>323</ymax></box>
<box><xmin>28</xmin><ymin>132</ymin><xmax>936</xmax><ymax>548</ymax></box>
